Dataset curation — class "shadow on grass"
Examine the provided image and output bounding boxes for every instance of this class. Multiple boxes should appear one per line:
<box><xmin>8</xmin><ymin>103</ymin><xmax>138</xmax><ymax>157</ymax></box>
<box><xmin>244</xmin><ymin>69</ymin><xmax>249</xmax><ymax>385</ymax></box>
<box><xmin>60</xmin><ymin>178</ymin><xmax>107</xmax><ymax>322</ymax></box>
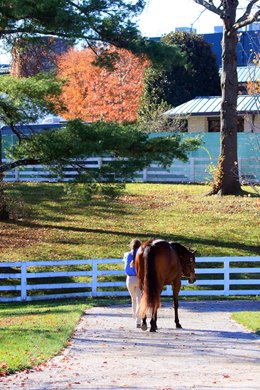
<box><xmin>0</xmin><ymin>297</ymin><xmax>127</xmax><ymax>318</ymax></box>
<box><xmin>5</xmin><ymin>220</ymin><xmax>260</xmax><ymax>255</ymax></box>
<box><xmin>4</xmin><ymin>197</ymin><xmax>130</xmax><ymax>225</ymax></box>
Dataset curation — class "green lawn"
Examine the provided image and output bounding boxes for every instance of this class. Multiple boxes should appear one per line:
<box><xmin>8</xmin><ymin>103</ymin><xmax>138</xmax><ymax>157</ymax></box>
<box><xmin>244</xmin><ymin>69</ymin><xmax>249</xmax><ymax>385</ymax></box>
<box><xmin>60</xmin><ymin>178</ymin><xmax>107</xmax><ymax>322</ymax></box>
<box><xmin>231</xmin><ymin>311</ymin><xmax>260</xmax><ymax>335</ymax></box>
<box><xmin>1</xmin><ymin>182</ymin><xmax>259</xmax><ymax>261</ymax></box>
<box><xmin>0</xmin><ymin>300</ymin><xmax>88</xmax><ymax>375</ymax></box>
<box><xmin>0</xmin><ymin>297</ymin><xmax>130</xmax><ymax>375</ymax></box>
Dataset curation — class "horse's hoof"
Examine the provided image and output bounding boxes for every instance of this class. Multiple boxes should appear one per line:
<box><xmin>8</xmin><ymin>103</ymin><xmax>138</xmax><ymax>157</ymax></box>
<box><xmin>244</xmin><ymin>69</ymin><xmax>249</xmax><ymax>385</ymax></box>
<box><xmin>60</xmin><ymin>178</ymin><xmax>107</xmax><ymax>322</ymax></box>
<box><xmin>141</xmin><ymin>323</ymin><xmax>148</xmax><ymax>331</ymax></box>
<box><xmin>176</xmin><ymin>324</ymin><xmax>182</xmax><ymax>329</ymax></box>
<box><xmin>150</xmin><ymin>328</ymin><xmax>157</xmax><ymax>332</ymax></box>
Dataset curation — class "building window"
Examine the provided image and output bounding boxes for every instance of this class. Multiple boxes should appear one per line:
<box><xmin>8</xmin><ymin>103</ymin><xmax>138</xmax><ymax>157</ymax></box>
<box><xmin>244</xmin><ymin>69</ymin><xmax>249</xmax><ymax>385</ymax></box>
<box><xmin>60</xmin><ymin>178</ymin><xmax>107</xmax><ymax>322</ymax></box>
<box><xmin>208</xmin><ymin>117</ymin><xmax>244</xmax><ymax>132</ymax></box>
<box><xmin>208</xmin><ymin>118</ymin><xmax>220</xmax><ymax>132</ymax></box>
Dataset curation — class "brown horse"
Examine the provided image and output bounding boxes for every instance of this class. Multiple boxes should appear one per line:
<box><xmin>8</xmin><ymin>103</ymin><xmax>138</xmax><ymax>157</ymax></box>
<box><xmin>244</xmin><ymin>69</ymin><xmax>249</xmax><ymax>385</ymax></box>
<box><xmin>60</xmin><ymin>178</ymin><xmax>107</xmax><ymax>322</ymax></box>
<box><xmin>135</xmin><ymin>239</ymin><xmax>196</xmax><ymax>332</ymax></box>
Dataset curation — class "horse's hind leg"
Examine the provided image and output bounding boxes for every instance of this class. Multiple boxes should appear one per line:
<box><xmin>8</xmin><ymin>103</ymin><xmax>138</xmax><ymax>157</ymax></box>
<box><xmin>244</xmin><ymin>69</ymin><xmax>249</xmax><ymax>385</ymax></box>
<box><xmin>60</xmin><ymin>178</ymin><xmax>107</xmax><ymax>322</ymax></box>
<box><xmin>154</xmin><ymin>311</ymin><xmax>158</xmax><ymax>330</ymax></box>
<box><xmin>173</xmin><ymin>281</ymin><xmax>182</xmax><ymax>329</ymax></box>
<box><xmin>141</xmin><ymin>316</ymin><xmax>147</xmax><ymax>331</ymax></box>
<box><xmin>150</xmin><ymin>311</ymin><xmax>157</xmax><ymax>332</ymax></box>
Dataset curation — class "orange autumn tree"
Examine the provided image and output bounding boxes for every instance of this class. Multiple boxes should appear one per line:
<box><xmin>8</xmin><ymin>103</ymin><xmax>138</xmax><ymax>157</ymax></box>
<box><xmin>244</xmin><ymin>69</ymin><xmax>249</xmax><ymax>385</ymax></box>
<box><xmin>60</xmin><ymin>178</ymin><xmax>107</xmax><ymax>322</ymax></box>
<box><xmin>247</xmin><ymin>79</ymin><xmax>260</xmax><ymax>94</ymax></box>
<box><xmin>56</xmin><ymin>47</ymin><xmax>149</xmax><ymax>123</ymax></box>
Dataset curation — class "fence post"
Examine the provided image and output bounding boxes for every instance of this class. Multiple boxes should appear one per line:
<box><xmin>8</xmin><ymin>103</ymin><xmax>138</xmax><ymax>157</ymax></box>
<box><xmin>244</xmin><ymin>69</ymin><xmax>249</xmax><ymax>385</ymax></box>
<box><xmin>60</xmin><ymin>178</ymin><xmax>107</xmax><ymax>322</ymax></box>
<box><xmin>143</xmin><ymin>168</ymin><xmax>147</xmax><ymax>182</ymax></box>
<box><xmin>223</xmin><ymin>258</ymin><xmax>230</xmax><ymax>296</ymax></box>
<box><xmin>97</xmin><ymin>158</ymin><xmax>102</xmax><ymax>169</ymax></box>
<box><xmin>21</xmin><ymin>262</ymin><xmax>27</xmax><ymax>301</ymax></box>
<box><xmin>189</xmin><ymin>158</ymin><xmax>195</xmax><ymax>182</ymax></box>
<box><xmin>92</xmin><ymin>260</ymin><xmax>97</xmax><ymax>297</ymax></box>
<box><xmin>15</xmin><ymin>167</ymin><xmax>20</xmax><ymax>181</ymax></box>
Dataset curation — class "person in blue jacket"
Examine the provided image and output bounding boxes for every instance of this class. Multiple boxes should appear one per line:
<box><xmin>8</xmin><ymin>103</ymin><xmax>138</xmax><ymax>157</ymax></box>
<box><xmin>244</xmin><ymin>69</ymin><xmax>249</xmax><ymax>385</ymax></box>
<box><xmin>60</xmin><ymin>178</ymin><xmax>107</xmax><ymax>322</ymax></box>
<box><xmin>123</xmin><ymin>238</ymin><xmax>142</xmax><ymax>328</ymax></box>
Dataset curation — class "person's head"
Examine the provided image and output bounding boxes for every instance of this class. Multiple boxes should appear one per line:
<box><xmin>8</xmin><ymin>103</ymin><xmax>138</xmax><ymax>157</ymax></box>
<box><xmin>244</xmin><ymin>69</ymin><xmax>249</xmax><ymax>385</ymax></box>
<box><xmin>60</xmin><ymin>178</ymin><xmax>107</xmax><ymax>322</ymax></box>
<box><xmin>129</xmin><ymin>238</ymin><xmax>141</xmax><ymax>252</ymax></box>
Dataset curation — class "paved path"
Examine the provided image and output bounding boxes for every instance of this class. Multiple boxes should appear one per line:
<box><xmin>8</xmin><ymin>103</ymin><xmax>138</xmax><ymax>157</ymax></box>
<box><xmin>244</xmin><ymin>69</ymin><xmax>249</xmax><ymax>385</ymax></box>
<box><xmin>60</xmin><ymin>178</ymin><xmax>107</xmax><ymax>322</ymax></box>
<box><xmin>1</xmin><ymin>300</ymin><xmax>259</xmax><ymax>390</ymax></box>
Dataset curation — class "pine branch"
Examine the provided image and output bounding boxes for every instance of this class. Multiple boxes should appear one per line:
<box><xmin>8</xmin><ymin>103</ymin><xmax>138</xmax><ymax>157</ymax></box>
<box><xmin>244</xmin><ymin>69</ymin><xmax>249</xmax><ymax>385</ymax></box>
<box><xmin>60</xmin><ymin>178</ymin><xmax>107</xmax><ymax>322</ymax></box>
<box><xmin>0</xmin><ymin>158</ymin><xmax>40</xmax><ymax>173</ymax></box>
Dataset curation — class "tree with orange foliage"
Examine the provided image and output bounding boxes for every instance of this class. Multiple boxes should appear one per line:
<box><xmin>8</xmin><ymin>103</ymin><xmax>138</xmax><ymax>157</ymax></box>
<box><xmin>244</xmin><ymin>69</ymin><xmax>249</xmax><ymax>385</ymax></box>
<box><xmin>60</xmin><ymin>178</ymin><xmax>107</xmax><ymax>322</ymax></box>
<box><xmin>56</xmin><ymin>47</ymin><xmax>149</xmax><ymax>123</ymax></box>
<box><xmin>247</xmin><ymin>79</ymin><xmax>260</xmax><ymax>94</ymax></box>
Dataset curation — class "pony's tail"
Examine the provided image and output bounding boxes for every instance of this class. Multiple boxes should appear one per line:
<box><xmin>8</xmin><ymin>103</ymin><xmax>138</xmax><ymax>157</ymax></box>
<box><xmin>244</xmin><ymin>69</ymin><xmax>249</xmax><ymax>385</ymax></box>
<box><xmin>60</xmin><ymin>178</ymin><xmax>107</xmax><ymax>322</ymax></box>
<box><xmin>139</xmin><ymin>244</ymin><xmax>160</xmax><ymax>319</ymax></box>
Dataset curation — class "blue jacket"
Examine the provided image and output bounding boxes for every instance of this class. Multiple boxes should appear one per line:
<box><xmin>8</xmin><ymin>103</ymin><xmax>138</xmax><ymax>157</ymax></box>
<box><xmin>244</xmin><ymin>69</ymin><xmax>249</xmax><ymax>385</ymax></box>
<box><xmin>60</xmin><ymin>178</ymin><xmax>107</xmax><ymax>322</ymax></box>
<box><xmin>123</xmin><ymin>251</ymin><xmax>137</xmax><ymax>276</ymax></box>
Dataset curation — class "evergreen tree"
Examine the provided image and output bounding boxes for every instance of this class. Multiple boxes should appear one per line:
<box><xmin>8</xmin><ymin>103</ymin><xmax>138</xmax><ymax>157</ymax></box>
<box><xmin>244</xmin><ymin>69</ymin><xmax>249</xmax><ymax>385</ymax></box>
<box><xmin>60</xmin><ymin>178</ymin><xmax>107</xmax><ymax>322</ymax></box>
<box><xmin>0</xmin><ymin>0</ymin><xmax>182</xmax><ymax>67</ymax></box>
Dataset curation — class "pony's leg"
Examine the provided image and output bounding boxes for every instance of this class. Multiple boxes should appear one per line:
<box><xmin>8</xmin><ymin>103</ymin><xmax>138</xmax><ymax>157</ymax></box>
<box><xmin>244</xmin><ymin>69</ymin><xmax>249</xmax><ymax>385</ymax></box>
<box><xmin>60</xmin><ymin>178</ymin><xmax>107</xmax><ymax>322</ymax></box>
<box><xmin>141</xmin><ymin>316</ymin><xmax>147</xmax><ymax>331</ymax></box>
<box><xmin>173</xmin><ymin>281</ymin><xmax>182</xmax><ymax>329</ymax></box>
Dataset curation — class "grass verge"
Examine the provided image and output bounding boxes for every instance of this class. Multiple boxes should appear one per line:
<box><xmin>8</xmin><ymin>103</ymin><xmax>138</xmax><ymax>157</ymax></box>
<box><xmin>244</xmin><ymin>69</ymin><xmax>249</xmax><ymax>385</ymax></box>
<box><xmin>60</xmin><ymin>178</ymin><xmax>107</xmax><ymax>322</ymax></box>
<box><xmin>231</xmin><ymin>311</ymin><xmax>260</xmax><ymax>336</ymax></box>
<box><xmin>0</xmin><ymin>297</ymin><xmax>130</xmax><ymax>376</ymax></box>
<box><xmin>0</xmin><ymin>299</ymin><xmax>88</xmax><ymax>375</ymax></box>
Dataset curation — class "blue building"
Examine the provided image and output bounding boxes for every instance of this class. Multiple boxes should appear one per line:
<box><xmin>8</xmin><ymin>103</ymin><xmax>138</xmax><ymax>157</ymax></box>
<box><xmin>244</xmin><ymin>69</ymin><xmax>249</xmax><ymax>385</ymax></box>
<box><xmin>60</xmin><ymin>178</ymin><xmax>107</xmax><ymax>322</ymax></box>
<box><xmin>203</xmin><ymin>30</ymin><xmax>260</xmax><ymax>67</ymax></box>
<box><xmin>150</xmin><ymin>29</ymin><xmax>260</xmax><ymax>68</ymax></box>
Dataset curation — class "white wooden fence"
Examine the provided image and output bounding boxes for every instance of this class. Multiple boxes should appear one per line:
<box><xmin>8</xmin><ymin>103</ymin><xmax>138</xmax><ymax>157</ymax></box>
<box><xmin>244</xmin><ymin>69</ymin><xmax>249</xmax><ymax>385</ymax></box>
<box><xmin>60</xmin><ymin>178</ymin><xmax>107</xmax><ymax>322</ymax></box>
<box><xmin>0</xmin><ymin>257</ymin><xmax>259</xmax><ymax>302</ymax></box>
<box><xmin>3</xmin><ymin>157</ymin><xmax>259</xmax><ymax>183</ymax></box>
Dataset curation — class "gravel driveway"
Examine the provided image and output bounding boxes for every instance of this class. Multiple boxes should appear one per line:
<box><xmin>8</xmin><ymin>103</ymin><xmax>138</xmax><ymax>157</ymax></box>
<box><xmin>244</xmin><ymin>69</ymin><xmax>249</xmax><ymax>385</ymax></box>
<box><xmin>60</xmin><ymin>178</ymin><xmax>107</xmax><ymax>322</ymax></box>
<box><xmin>1</xmin><ymin>300</ymin><xmax>259</xmax><ymax>390</ymax></box>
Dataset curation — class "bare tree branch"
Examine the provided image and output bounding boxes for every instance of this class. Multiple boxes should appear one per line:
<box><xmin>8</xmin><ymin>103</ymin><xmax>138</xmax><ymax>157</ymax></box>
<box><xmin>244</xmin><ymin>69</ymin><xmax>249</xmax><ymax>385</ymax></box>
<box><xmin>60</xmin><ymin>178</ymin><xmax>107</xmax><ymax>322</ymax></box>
<box><xmin>193</xmin><ymin>0</ymin><xmax>224</xmax><ymax>17</ymax></box>
<box><xmin>236</xmin><ymin>0</ymin><xmax>259</xmax><ymax>25</ymax></box>
<box><xmin>0</xmin><ymin>158</ymin><xmax>40</xmax><ymax>173</ymax></box>
<box><xmin>233</xmin><ymin>9</ymin><xmax>260</xmax><ymax>31</ymax></box>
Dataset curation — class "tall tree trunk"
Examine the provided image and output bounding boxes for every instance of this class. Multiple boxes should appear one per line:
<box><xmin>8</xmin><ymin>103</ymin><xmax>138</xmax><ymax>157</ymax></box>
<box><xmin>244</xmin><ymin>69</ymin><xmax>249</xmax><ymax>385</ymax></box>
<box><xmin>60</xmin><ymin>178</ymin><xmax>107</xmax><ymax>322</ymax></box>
<box><xmin>0</xmin><ymin>131</ymin><xmax>10</xmax><ymax>220</ymax></box>
<box><xmin>212</xmin><ymin>1</ymin><xmax>242</xmax><ymax>195</ymax></box>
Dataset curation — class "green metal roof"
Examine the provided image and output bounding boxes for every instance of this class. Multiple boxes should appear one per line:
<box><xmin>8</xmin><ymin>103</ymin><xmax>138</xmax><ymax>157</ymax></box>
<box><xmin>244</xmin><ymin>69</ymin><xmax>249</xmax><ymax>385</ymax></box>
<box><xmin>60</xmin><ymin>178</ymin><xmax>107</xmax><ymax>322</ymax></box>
<box><xmin>218</xmin><ymin>66</ymin><xmax>260</xmax><ymax>83</ymax></box>
<box><xmin>164</xmin><ymin>95</ymin><xmax>260</xmax><ymax>117</ymax></box>
<box><xmin>236</xmin><ymin>66</ymin><xmax>260</xmax><ymax>83</ymax></box>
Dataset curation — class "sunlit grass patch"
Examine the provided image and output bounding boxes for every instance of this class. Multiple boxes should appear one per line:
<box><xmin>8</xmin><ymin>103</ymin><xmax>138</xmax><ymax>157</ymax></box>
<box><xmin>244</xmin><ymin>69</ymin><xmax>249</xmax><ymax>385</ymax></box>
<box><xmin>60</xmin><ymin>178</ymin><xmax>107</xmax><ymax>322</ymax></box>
<box><xmin>0</xmin><ymin>300</ymin><xmax>87</xmax><ymax>375</ymax></box>
<box><xmin>231</xmin><ymin>311</ymin><xmax>260</xmax><ymax>335</ymax></box>
<box><xmin>0</xmin><ymin>297</ymin><xmax>130</xmax><ymax>375</ymax></box>
<box><xmin>1</xmin><ymin>183</ymin><xmax>259</xmax><ymax>261</ymax></box>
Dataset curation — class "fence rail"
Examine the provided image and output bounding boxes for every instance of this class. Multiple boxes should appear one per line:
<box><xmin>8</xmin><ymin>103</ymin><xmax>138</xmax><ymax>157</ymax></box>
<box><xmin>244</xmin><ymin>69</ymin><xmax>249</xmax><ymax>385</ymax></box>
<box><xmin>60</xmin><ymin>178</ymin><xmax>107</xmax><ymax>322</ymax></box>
<box><xmin>0</xmin><ymin>257</ymin><xmax>259</xmax><ymax>302</ymax></box>
<box><xmin>3</xmin><ymin>157</ymin><xmax>260</xmax><ymax>183</ymax></box>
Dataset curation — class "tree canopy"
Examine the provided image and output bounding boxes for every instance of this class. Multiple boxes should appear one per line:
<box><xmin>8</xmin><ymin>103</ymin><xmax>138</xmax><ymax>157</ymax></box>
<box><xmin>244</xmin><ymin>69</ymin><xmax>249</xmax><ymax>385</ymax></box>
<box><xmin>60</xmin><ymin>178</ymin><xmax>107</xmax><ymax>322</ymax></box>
<box><xmin>0</xmin><ymin>0</ymin><xmax>183</xmax><ymax>68</ymax></box>
<box><xmin>0</xmin><ymin>73</ymin><xmax>62</xmax><ymax>131</ymax></box>
<box><xmin>56</xmin><ymin>47</ymin><xmax>149</xmax><ymax>122</ymax></box>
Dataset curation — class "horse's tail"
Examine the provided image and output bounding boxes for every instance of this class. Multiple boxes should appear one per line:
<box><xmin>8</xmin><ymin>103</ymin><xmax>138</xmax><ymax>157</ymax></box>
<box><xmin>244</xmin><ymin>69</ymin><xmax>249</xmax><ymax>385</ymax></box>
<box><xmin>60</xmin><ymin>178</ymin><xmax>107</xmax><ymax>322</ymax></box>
<box><xmin>139</xmin><ymin>244</ymin><xmax>161</xmax><ymax>319</ymax></box>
